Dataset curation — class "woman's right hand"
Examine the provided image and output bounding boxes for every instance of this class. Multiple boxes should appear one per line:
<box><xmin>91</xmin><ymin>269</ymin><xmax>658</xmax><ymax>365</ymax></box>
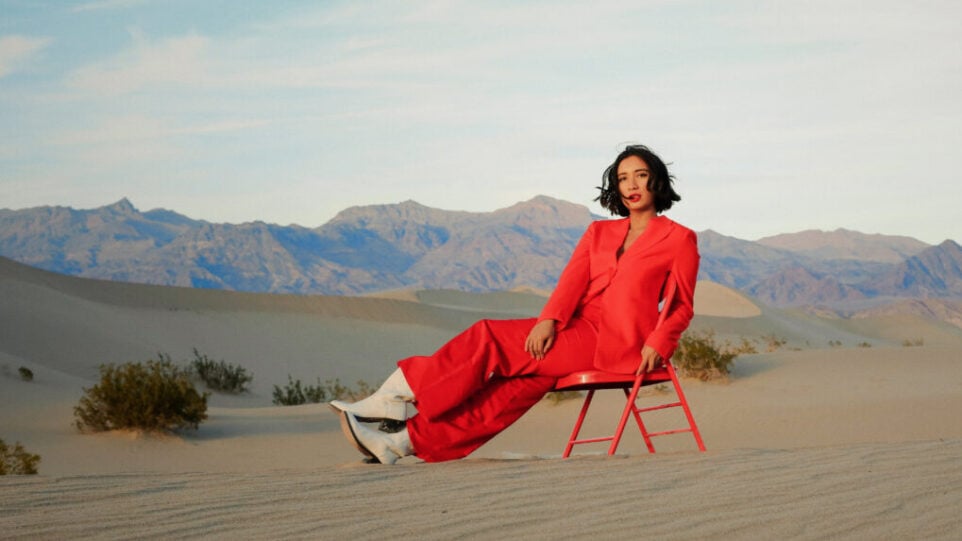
<box><xmin>524</xmin><ymin>319</ymin><xmax>556</xmax><ymax>360</ymax></box>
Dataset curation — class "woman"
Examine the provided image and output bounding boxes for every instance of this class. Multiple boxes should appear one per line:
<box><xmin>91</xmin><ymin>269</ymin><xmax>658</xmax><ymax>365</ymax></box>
<box><xmin>331</xmin><ymin>144</ymin><xmax>699</xmax><ymax>464</ymax></box>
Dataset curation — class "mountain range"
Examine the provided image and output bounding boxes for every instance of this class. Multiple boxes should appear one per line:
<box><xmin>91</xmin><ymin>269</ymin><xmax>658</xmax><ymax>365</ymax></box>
<box><xmin>1</xmin><ymin>197</ymin><xmax>961</xmax><ymax>309</ymax></box>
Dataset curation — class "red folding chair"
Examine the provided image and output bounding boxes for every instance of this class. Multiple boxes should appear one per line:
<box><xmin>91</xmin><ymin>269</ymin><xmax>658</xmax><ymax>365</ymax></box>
<box><xmin>553</xmin><ymin>277</ymin><xmax>705</xmax><ymax>457</ymax></box>
<box><xmin>553</xmin><ymin>361</ymin><xmax>706</xmax><ymax>457</ymax></box>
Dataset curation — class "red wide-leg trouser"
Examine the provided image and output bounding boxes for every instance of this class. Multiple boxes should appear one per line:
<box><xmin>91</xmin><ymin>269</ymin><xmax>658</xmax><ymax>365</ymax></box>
<box><xmin>399</xmin><ymin>315</ymin><xmax>599</xmax><ymax>462</ymax></box>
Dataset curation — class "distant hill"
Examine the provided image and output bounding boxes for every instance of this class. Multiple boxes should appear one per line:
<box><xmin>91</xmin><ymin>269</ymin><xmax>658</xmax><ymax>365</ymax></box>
<box><xmin>2</xmin><ymin>197</ymin><xmax>961</xmax><ymax>307</ymax></box>
<box><xmin>757</xmin><ymin>228</ymin><xmax>929</xmax><ymax>263</ymax></box>
<box><xmin>697</xmin><ymin>230</ymin><xmax>800</xmax><ymax>290</ymax></box>
<box><xmin>319</xmin><ymin>196</ymin><xmax>594</xmax><ymax>292</ymax></box>
<box><xmin>0</xmin><ymin>196</ymin><xmax>594</xmax><ymax>295</ymax></box>
<box><xmin>748</xmin><ymin>266</ymin><xmax>867</xmax><ymax>306</ymax></box>
<box><xmin>849</xmin><ymin>297</ymin><xmax>962</xmax><ymax>330</ymax></box>
<box><xmin>872</xmin><ymin>240</ymin><xmax>962</xmax><ymax>298</ymax></box>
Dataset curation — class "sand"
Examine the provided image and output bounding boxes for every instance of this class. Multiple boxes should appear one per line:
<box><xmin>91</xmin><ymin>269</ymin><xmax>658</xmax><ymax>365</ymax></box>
<box><xmin>2</xmin><ymin>258</ymin><xmax>962</xmax><ymax>539</ymax></box>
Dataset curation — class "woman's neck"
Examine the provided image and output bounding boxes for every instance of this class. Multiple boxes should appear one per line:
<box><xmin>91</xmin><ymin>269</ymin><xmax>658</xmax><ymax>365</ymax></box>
<box><xmin>628</xmin><ymin>210</ymin><xmax>656</xmax><ymax>232</ymax></box>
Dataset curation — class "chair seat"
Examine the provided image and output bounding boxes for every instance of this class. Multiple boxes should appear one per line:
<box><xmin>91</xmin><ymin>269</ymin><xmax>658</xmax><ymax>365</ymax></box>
<box><xmin>554</xmin><ymin>368</ymin><xmax>671</xmax><ymax>392</ymax></box>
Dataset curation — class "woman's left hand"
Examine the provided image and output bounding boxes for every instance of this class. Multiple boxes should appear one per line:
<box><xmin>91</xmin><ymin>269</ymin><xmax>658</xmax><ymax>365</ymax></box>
<box><xmin>524</xmin><ymin>319</ymin><xmax>556</xmax><ymax>360</ymax></box>
<box><xmin>636</xmin><ymin>345</ymin><xmax>663</xmax><ymax>375</ymax></box>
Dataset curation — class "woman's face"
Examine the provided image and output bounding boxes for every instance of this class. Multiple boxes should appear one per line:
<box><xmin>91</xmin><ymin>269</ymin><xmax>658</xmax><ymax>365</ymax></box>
<box><xmin>616</xmin><ymin>155</ymin><xmax>654</xmax><ymax>214</ymax></box>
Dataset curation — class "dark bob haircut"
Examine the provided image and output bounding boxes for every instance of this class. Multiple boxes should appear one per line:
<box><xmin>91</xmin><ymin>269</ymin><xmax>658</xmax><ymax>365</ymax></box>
<box><xmin>596</xmin><ymin>144</ymin><xmax>681</xmax><ymax>217</ymax></box>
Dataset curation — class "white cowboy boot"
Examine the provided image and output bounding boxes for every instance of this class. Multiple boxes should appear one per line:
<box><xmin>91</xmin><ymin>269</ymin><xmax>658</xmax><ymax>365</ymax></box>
<box><xmin>329</xmin><ymin>368</ymin><xmax>414</xmax><ymax>421</ymax></box>
<box><xmin>339</xmin><ymin>411</ymin><xmax>414</xmax><ymax>465</ymax></box>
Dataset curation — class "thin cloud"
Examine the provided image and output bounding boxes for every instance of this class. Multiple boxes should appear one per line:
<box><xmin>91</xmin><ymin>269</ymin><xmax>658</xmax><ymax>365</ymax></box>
<box><xmin>67</xmin><ymin>32</ymin><xmax>209</xmax><ymax>95</ymax></box>
<box><xmin>53</xmin><ymin>115</ymin><xmax>270</xmax><ymax>146</ymax></box>
<box><xmin>0</xmin><ymin>35</ymin><xmax>51</xmax><ymax>78</ymax></box>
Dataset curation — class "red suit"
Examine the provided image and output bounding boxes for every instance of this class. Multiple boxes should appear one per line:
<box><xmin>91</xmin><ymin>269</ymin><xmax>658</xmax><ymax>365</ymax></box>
<box><xmin>399</xmin><ymin>215</ymin><xmax>699</xmax><ymax>462</ymax></box>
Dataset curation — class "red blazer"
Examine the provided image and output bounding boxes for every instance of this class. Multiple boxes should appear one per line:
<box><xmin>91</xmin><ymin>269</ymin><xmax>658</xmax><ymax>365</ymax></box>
<box><xmin>538</xmin><ymin>215</ymin><xmax>700</xmax><ymax>374</ymax></box>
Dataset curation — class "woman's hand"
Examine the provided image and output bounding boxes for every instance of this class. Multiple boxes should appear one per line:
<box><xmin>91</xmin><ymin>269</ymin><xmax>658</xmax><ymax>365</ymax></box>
<box><xmin>524</xmin><ymin>320</ymin><xmax>556</xmax><ymax>360</ymax></box>
<box><xmin>636</xmin><ymin>345</ymin><xmax>663</xmax><ymax>375</ymax></box>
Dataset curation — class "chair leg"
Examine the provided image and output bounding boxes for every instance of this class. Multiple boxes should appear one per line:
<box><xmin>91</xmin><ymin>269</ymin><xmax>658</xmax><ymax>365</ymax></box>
<box><xmin>668</xmin><ymin>363</ymin><xmax>706</xmax><ymax>452</ymax></box>
<box><xmin>606</xmin><ymin>374</ymin><xmax>645</xmax><ymax>455</ymax></box>
<box><xmin>563</xmin><ymin>389</ymin><xmax>596</xmax><ymax>458</ymax></box>
<box><xmin>625</xmin><ymin>387</ymin><xmax>656</xmax><ymax>453</ymax></box>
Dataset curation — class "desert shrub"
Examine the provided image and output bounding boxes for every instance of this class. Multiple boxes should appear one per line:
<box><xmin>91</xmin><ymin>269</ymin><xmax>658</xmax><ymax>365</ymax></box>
<box><xmin>316</xmin><ymin>378</ymin><xmax>347</xmax><ymax>403</ymax></box>
<box><xmin>674</xmin><ymin>329</ymin><xmax>738</xmax><ymax>381</ymax></box>
<box><xmin>272</xmin><ymin>376</ymin><xmax>326</xmax><ymax>406</ymax></box>
<box><xmin>902</xmin><ymin>338</ymin><xmax>924</xmax><ymax>347</ymax></box>
<box><xmin>190</xmin><ymin>348</ymin><xmax>252</xmax><ymax>393</ymax></box>
<box><xmin>74</xmin><ymin>355</ymin><xmax>208</xmax><ymax>433</ymax></box>
<box><xmin>272</xmin><ymin>376</ymin><xmax>377</xmax><ymax>406</ymax></box>
<box><xmin>761</xmin><ymin>333</ymin><xmax>787</xmax><ymax>352</ymax></box>
<box><xmin>732</xmin><ymin>337</ymin><xmax>758</xmax><ymax>355</ymax></box>
<box><xmin>828</xmin><ymin>339</ymin><xmax>843</xmax><ymax>348</ymax></box>
<box><xmin>325</xmin><ymin>378</ymin><xmax>376</xmax><ymax>402</ymax></box>
<box><xmin>543</xmin><ymin>390</ymin><xmax>583</xmax><ymax>405</ymax></box>
<box><xmin>857</xmin><ymin>341</ymin><xmax>872</xmax><ymax>348</ymax></box>
<box><xmin>18</xmin><ymin>366</ymin><xmax>34</xmax><ymax>382</ymax></box>
<box><xmin>0</xmin><ymin>438</ymin><xmax>40</xmax><ymax>475</ymax></box>
<box><xmin>641</xmin><ymin>383</ymin><xmax>671</xmax><ymax>396</ymax></box>
<box><xmin>349</xmin><ymin>380</ymin><xmax>376</xmax><ymax>401</ymax></box>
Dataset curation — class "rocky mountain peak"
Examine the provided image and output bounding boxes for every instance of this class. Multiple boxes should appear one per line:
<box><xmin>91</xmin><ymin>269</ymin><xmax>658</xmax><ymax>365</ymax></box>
<box><xmin>325</xmin><ymin>199</ymin><xmax>474</xmax><ymax>229</ymax></box>
<box><xmin>938</xmin><ymin>239</ymin><xmax>962</xmax><ymax>251</ymax></box>
<box><xmin>103</xmin><ymin>197</ymin><xmax>138</xmax><ymax>215</ymax></box>
<box><xmin>492</xmin><ymin>195</ymin><xmax>596</xmax><ymax>229</ymax></box>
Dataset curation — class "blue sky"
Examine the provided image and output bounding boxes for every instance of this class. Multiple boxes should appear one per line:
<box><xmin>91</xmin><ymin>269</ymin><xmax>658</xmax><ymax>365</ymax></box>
<box><xmin>2</xmin><ymin>1</ymin><xmax>960</xmax><ymax>244</ymax></box>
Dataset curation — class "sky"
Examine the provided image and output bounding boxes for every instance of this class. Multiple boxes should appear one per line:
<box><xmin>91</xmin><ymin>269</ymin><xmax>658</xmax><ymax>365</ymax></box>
<box><xmin>1</xmin><ymin>1</ymin><xmax>960</xmax><ymax>244</ymax></box>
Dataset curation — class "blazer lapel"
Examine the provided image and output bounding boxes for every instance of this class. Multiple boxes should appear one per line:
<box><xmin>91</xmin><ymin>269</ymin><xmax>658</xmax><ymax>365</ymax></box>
<box><xmin>604</xmin><ymin>218</ymin><xmax>631</xmax><ymax>260</ymax></box>
<box><xmin>624</xmin><ymin>215</ymin><xmax>674</xmax><ymax>257</ymax></box>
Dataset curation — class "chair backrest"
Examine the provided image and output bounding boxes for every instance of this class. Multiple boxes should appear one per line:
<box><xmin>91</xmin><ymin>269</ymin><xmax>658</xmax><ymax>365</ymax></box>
<box><xmin>656</xmin><ymin>272</ymin><xmax>677</xmax><ymax>327</ymax></box>
<box><xmin>653</xmin><ymin>273</ymin><xmax>678</xmax><ymax>367</ymax></box>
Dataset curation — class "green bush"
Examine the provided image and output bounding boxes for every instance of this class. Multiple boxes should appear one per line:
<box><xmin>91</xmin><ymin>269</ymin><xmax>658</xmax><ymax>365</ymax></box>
<box><xmin>543</xmin><ymin>390</ymin><xmax>583</xmax><ymax>405</ymax></box>
<box><xmin>674</xmin><ymin>329</ymin><xmax>738</xmax><ymax>381</ymax></box>
<box><xmin>761</xmin><ymin>333</ymin><xmax>787</xmax><ymax>352</ymax></box>
<box><xmin>0</xmin><ymin>438</ymin><xmax>41</xmax><ymax>475</ymax></box>
<box><xmin>190</xmin><ymin>348</ymin><xmax>252</xmax><ymax>393</ymax></box>
<box><xmin>902</xmin><ymin>338</ymin><xmax>924</xmax><ymax>347</ymax></box>
<box><xmin>732</xmin><ymin>337</ymin><xmax>758</xmax><ymax>355</ymax></box>
<box><xmin>272</xmin><ymin>375</ymin><xmax>326</xmax><ymax>406</ymax></box>
<box><xmin>271</xmin><ymin>376</ymin><xmax>376</xmax><ymax>406</ymax></box>
<box><xmin>325</xmin><ymin>378</ymin><xmax>376</xmax><ymax>402</ymax></box>
<box><xmin>74</xmin><ymin>356</ymin><xmax>209</xmax><ymax>433</ymax></box>
<box><xmin>18</xmin><ymin>366</ymin><xmax>34</xmax><ymax>382</ymax></box>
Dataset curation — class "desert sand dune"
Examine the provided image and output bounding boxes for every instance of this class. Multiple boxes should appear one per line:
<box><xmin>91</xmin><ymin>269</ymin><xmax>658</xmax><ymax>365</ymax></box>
<box><xmin>4</xmin><ymin>440</ymin><xmax>961</xmax><ymax>540</ymax></box>
<box><xmin>2</xmin><ymin>258</ymin><xmax>962</xmax><ymax>539</ymax></box>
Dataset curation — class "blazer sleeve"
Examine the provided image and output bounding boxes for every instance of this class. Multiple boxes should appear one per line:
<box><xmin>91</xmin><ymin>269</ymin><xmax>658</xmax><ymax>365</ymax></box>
<box><xmin>645</xmin><ymin>228</ymin><xmax>699</xmax><ymax>360</ymax></box>
<box><xmin>537</xmin><ymin>222</ymin><xmax>593</xmax><ymax>330</ymax></box>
